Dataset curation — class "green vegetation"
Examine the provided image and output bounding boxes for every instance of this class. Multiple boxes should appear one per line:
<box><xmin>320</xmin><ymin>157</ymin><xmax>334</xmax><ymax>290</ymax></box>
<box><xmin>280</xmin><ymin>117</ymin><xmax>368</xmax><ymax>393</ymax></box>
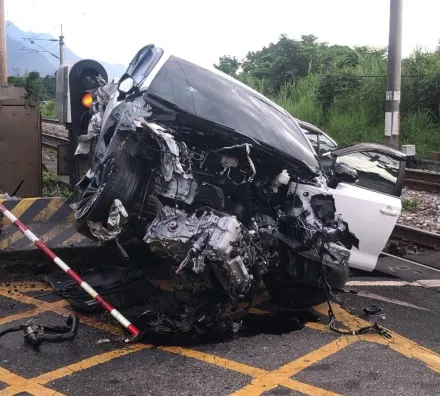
<box><xmin>401</xmin><ymin>197</ymin><xmax>419</xmax><ymax>211</ymax></box>
<box><xmin>8</xmin><ymin>71</ymin><xmax>56</xmax><ymax>103</ymax></box>
<box><xmin>215</xmin><ymin>35</ymin><xmax>440</xmax><ymax>156</ymax></box>
<box><xmin>41</xmin><ymin>100</ymin><xmax>56</xmax><ymax>119</ymax></box>
<box><xmin>42</xmin><ymin>170</ymin><xmax>70</xmax><ymax>198</ymax></box>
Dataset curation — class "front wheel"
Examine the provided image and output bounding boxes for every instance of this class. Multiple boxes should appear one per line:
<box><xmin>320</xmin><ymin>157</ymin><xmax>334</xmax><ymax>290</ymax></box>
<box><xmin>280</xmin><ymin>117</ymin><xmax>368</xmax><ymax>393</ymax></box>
<box><xmin>74</xmin><ymin>150</ymin><xmax>144</xmax><ymax>238</ymax></box>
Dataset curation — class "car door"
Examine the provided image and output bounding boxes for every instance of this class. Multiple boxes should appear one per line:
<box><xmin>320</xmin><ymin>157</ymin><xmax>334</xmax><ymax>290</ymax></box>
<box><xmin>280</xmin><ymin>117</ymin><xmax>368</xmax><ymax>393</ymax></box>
<box><xmin>328</xmin><ymin>144</ymin><xmax>406</xmax><ymax>271</ymax></box>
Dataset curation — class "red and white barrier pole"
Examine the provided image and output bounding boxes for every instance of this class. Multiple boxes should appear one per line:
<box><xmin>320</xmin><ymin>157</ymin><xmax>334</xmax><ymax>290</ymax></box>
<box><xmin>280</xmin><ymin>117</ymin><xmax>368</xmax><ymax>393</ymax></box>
<box><xmin>0</xmin><ymin>202</ymin><xmax>141</xmax><ymax>339</ymax></box>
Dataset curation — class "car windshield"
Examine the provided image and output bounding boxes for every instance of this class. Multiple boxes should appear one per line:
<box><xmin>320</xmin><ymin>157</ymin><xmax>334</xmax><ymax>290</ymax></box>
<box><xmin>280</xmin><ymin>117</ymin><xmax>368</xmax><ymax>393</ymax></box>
<box><xmin>147</xmin><ymin>56</ymin><xmax>319</xmax><ymax>172</ymax></box>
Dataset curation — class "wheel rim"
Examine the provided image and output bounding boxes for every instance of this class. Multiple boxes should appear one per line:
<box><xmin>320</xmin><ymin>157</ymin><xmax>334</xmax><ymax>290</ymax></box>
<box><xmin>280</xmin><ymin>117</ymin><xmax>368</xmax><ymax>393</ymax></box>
<box><xmin>75</xmin><ymin>157</ymin><xmax>115</xmax><ymax>220</ymax></box>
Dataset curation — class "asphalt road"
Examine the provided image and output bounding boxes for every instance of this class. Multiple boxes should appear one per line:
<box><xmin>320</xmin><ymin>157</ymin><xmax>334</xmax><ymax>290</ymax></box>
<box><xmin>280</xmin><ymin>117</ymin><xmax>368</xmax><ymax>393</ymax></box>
<box><xmin>0</xmin><ymin>255</ymin><xmax>440</xmax><ymax>396</ymax></box>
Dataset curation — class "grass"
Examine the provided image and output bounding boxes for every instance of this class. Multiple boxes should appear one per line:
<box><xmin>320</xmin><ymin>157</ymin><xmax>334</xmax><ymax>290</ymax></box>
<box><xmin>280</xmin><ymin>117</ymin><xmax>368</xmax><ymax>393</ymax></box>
<box><xmin>42</xmin><ymin>170</ymin><xmax>70</xmax><ymax>197</ymax></box>
<box><xmin>401</xmin><ymin>197</ymin><xmax>418</xmax><ymax>211</ymax></box>
<box><xmin>41</xmin><ymin>100</ymin><xmax>56</xmax><ymax>119</ymax></box>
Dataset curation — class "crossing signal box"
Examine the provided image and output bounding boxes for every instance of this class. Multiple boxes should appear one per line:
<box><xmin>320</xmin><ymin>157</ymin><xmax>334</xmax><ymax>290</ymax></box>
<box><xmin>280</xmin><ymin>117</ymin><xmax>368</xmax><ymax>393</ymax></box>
<box><xmin>56</xmin><ymin>60</ymin><xmax>108</xmax><ymax>187</ymax></box>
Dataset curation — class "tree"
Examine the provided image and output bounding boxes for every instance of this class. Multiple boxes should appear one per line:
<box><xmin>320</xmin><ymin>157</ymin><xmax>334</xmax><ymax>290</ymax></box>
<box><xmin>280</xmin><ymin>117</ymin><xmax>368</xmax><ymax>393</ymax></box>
<box><xmin>25</xmin><ymin>71</ymin><xmax>43</xmax><ymax>102</ymax></box>
<box><xmin>42</xmin><ymin>74</ymin><xmax>56</xmax><ymax>100</ymax></box>
<box><xmin>214</xmin><ymin>56</ymin><xmax>241</xmax><ymax>76</ymax></box>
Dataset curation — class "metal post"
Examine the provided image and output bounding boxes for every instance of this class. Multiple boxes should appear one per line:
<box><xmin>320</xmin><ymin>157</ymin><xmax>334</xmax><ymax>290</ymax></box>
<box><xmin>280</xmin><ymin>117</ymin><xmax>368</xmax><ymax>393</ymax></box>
<box><xmin>59</xmin><ymin>25</ymin><xmax>64</xmax><ymax>65</ymax></box>
<box><xmin>384</xmin><ymin>0</ymin><xmax>403</xmax><ymax>150</ymax></box>
<box><xmin>0</xmin><ymin>0</ymin><xmax>7</xmax><ymax>84</ymax></box>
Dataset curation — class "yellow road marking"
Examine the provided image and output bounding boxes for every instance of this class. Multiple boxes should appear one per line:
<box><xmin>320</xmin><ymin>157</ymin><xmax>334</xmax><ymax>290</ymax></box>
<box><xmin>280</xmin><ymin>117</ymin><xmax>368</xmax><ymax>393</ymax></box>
<box><xmin>314</xmin><ymin>302</ymin><xmax>369</xmax><ymax>330</ymax></box>
<box><xmin>33</xmin><ymin>344</ymin><xmax>151</xmax><ymax>384</ymax></box>
<box><xmin>364</xmin><ymin>333</ymin><xmax>440</xmax><ymax>374</ymax></box>
<box><xmin>0</xmin><ymin>282</ymin><xmax>51</xmax><ymax>292</ymax></box>
<box><xmin>0</xmin><ymin>367</ymin><xmax>65</xmax><ymax>396</ymax></box>
<box><xmin>0</xmin><ymin>306</ymin><xmax>53</xmax><ymax>326</ymax></box>
<box><xmin>159</xmin><ymin>345</ymin><xmax>339</xmax><ymax>395</ymax></box>
<box><xmin>279</xmin><ymin>378</ymin><xmax>342</xmax><ymax>396</ymax></box>
<box><xmin>159</xmin><ymin>346</ymin><xmax>268</xmax><ymax>378</ymax></box>
<box><xmin>2</xmin><ymin>281</ymin><xmax>440</xmax><ymax>396</ymax></box>
<box><xmin>231</xmin><ymin>337</ymin><xmax>354</xmax><ymax>395</ymax></box>
<box><xmin>0</xmin><ymin>290</ymin><xmax>70</xmax><ymax>312</ymax></box>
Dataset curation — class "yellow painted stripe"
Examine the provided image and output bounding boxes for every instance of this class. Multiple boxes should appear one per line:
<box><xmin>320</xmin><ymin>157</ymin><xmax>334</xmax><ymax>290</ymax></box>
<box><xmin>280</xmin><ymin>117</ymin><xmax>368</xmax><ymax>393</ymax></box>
<box><xmin>34</xmin><ymin>344</ymin><xmax>151</xmax><ymax>384</ymax></box>
<box><xmin>159</xmin><ymin>345</ymin><xmax>268</xmax><ymax>378</ymax></box>
<box><xmin>0</xmin><ymin>199</ymin><xmax>36</xmax><ymax>249</ymax></box>
<box><xmin>316</xmin><ymin>302</ymin><xmax>440</xmax><ymax>375</ymax></box>
<box><xmin>0</xmin><ymin>306</ymin><xmax>51</xmax><ymax>326</ymax></box>
<box><xmin>231</xmin><ymin>337</ymin><xmax>354</xmax><ymax>395</ymax></box>
<box><xmin>314</xmin><ymin>302</ymin><xmax>370</xmax><ymax>330</ymax></box>
<box><xmin>0</xmin><ymin>199</ymin><xmax>36</xmax><ymax>224</ymax></box>
<box><xmin>0</xmin><ymin>198</ymin><xmax>69</xmax><ymax>249</ymax></box>
<box><xmin>0</xmin><ymin>367</ymin><xmax>66</xmax><ymax>396</ymax></box>
<box><xmin>31</xmin><ymin>198</ymin><xmax>66</xmax><ymax>223</ymax></box>
<box><xmin>0</xmin><ymin>282</ymin><xmax>51</xmax><ymax>292</ymax></box>
<box><xmin>365</xmin><ymin>332</ymin><xmax>440</xmax><ymax>374</ymax></box>
<box><xmin>279</xmin><ymin>378</ymin><xmax>343</xmax><ymax>396</ymax></box>
<box><xmin>0</xmin><ymin>290</ymin><xmax>68</xmax><ymax>310</ymax></box>
<box><xmin>60</xmin><ymin>232</ymin><xmax>88</xmax><ymax>247</ymax></box>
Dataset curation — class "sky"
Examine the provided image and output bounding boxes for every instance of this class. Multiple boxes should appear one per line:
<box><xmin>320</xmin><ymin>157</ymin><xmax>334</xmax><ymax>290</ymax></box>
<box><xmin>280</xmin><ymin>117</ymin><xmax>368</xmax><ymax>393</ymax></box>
<box><xmin>5</xmin><ymin>0</ymin><xmax>440</xmax><ymax>69</ymax></box>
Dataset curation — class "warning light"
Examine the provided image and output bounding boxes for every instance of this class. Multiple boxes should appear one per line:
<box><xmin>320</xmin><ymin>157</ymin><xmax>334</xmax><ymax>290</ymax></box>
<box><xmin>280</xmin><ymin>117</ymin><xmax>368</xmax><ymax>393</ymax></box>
<box><xmin>81</xmin><ymin>93</ymin><xmax>93</xmax><ymax>108</ymax></box>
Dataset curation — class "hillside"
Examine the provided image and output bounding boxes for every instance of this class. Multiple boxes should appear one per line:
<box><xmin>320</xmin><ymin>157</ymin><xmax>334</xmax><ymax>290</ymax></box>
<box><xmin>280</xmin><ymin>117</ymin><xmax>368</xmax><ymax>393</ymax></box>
<box><xmin>6</xmin><ymin>22</ymin><xmax>126</xmax><ymax>79</ymax></box>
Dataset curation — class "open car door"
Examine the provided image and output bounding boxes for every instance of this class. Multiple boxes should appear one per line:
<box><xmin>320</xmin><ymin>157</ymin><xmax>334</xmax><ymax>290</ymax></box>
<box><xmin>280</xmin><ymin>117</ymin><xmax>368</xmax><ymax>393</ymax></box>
<box><xmin>328</xmin><ymin>144</ymin><xmax>406</xmax><ymax>271</ymax></box>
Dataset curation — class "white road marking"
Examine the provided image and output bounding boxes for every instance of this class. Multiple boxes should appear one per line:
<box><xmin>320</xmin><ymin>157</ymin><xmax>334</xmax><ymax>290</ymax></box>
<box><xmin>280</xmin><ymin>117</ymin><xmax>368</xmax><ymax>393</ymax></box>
<box><xmin>346</xmin><ymin>280</ymin><xmax>440</xmax><ymax>287</ymax></box>
<box><xmin>355</xmin><ymin>291</ymin><xmax>431</xmax><ymax>311</ymax></box>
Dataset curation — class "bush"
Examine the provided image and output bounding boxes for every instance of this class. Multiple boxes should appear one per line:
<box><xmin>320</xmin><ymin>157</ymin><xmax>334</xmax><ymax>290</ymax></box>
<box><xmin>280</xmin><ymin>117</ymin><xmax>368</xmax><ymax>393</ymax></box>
<box><xmin>41</xmin><ymin>100</ymin><xmax>56</xmax><ymax>119</ymax></box>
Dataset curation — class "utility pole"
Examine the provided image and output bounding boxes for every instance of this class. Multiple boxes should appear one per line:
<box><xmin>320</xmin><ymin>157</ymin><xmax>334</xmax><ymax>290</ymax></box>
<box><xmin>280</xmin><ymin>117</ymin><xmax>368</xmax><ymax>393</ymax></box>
<box><xmin>22</xmin><ymin>25</ymin><xmax>65</xmax><ymax>65</ymax></box>
<box><xmin>0</xmin><ymin>0</ymin><xmax>7</xmax><ymax>84</ymax></box>
<box><xmin>59</xmin><ymin>25</ymin><xmax>64</xmax><ymax>65</ymax></box>
<box><xmin>384</xmin><ymin>0</ymin><xmax>403</xmax><ymax>150</ymax></box>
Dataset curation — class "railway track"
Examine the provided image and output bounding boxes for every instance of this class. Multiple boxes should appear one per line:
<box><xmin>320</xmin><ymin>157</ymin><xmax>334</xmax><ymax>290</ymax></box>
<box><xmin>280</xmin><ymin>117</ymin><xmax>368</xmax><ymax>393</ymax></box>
<box><xmin>391</xmin><ymin>224</ymin><xmax>440</xmax><ymax>250</ymax></box>
<box><xmin>42</xmin><ymin>133</ymin><xmax>69</xmax><ymax>149</ymax></box>
<box><xmin>42</xmin><ymin>118</ymin><xmax>61</xmax><ymax>125</ymax></box>
<box><xmin>404</xmin><ymin>169</ymin><xmax>440</xmax><ymax>192</ymax></box>
<box><xmin>389</xmin><ymin>223</ymin><xmax>440</xmax><ymax>274</ymax></box>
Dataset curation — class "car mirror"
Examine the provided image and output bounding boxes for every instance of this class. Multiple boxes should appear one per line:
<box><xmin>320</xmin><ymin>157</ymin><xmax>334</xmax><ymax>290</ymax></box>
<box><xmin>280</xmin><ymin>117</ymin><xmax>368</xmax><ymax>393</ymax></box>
<box><xmin>333</xmin><ymin>162</ymin><xmax>358</xmax><ymax>184</ymax></box>
<box><xmin>118</xmin><ymin>75</ymin><xmax>135</xmax><ymax>94</ymax></box>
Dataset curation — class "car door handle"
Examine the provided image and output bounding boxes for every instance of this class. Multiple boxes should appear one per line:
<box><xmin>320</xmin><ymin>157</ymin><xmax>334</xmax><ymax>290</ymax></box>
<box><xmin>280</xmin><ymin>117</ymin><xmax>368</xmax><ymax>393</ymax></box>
<box><xmin>380</xmin><ymin>208</ymin><xmax>398</xmax><ymax>217</ymax></box>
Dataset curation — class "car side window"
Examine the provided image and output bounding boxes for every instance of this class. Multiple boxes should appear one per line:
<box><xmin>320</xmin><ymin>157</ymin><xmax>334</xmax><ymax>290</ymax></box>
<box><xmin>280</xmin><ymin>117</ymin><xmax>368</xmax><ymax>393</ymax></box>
<box><xmin>318</xmin><ymin>134</ymin><xmax>337</xmax><ymax>155</ymax></box>
<box><xmin>335</xmin><ymin>151</ymin><xmax>400</xmax><ymax>195</ymax></box>
<box><xmin>304</xmin><ymin>131</ymin><xmax>319</xmax><ymax>152</ymax></box>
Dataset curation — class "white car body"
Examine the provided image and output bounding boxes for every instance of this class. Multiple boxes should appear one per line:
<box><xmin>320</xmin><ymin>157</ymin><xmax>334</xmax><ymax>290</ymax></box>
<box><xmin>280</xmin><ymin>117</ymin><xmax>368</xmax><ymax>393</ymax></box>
<box><xmin>99</xmin><ymin>46</ymin><xmax>404</xmax><ymax>273</ymax></box>
<box><xmin>297</xmin><ymin>122</ymin><xmax>403</xmax><ymax>271</ymax></box>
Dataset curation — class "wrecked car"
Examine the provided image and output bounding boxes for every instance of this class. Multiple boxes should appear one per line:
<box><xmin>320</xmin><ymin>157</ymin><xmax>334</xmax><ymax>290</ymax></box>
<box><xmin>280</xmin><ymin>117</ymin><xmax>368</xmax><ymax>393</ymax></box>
<box><xmin>68</xmin><ymin>45</ymin><xmax>406</xmax><ymax>334</ymax></box>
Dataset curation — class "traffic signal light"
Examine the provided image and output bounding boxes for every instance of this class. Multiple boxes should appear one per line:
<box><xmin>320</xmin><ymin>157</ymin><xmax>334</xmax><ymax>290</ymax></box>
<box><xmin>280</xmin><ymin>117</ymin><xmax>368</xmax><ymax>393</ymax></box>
<box><xmin>68</xmin><ymin>60</ymin><xmax>108</xmax><ymax>135</ymax></box>
<box><xmin>56</xmin><ymin>59</ymin><xmax>108</xmax><ymax>131</ymax></box>
<box><xmin>55</xmin><ymin>60</ymin><xmax>108</xmax><ymax>187</ymax></box>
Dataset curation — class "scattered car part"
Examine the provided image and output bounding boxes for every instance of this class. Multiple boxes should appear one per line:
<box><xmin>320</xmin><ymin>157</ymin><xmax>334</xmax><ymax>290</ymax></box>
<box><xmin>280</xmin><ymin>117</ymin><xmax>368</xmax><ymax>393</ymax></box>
<box><xmin>363</xmin><ymin>305</ymin><xmax>386</xmax><ymax>320</ymax></box>
<box><xmin>0</xmin><ymin>314</ymin><xmax>79</xmax><ymax>349</ymax></box>
<box><xmin>0</xmin><ymin>201</ymin><xmax>141</xmax><ymax>339</ymax></box>
<box><xmin>45</xmin><ymin>265</ymin><xmax>157</xmax><ymax>312</ymax></box>
<box><xmin>88</xmin><ymin>199</ymin><xmax>129</xmax><ymax>241</ymax></box>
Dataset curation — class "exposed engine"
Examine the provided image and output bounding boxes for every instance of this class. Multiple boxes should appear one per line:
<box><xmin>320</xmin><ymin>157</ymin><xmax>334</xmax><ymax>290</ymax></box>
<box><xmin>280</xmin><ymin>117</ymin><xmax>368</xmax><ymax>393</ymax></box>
<box><xmin>73</xmin><ymin>101</ymin><xmax>358</xmax><ymax>335</ymax></box>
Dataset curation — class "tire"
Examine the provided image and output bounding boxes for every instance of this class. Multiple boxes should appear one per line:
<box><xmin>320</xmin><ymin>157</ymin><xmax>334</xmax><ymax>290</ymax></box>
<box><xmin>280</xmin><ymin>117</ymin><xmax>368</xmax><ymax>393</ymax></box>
<box><xmin>263</xmin><ymin>244</ymin><xmax>349</xmax><ymax>309</ymax></box>
<box><xmin>75</xmin><ymin>150</ymin><xmax>143</xmax><ymax>238</ymax></box>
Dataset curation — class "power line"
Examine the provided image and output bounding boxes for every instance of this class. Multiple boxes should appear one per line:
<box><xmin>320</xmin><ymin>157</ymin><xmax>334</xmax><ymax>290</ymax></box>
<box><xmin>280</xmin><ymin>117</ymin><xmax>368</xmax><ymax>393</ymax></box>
<box><xmin>20</xmin><ymin>25</ymin><xmax>64</xmax><ymax>65</ymax></box>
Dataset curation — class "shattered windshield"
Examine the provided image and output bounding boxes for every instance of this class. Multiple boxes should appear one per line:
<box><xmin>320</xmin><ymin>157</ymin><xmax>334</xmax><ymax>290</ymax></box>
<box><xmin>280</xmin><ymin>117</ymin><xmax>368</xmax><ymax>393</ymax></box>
<box><xmin>147</xmin><ymin>56</ymin><xmax>320</xmax><ymax>172</ymax></box>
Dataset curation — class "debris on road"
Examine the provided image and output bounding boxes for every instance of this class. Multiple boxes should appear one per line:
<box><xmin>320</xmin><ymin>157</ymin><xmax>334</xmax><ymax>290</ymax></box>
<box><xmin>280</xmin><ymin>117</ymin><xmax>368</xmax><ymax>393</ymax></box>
<box><xmin>0</xmin><ymin>314</ymin><xmax>79</xmax><ymax>349</ymax></box>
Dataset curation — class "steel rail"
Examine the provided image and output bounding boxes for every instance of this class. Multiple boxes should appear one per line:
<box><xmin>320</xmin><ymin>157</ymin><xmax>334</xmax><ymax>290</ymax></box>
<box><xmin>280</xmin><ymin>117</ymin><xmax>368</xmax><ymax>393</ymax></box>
<box><xmin>404</xmin><ymin>169</ymin><xmax>440</xmax><ymax>192</ymax></box>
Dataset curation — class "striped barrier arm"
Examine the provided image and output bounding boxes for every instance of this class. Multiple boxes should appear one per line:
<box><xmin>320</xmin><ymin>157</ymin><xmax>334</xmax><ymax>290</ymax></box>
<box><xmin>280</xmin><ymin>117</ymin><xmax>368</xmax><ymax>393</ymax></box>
<box><xmin>0</xmin><ymin>201</ymin><xmax>141</xmax><ymax>338</ymax></box>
